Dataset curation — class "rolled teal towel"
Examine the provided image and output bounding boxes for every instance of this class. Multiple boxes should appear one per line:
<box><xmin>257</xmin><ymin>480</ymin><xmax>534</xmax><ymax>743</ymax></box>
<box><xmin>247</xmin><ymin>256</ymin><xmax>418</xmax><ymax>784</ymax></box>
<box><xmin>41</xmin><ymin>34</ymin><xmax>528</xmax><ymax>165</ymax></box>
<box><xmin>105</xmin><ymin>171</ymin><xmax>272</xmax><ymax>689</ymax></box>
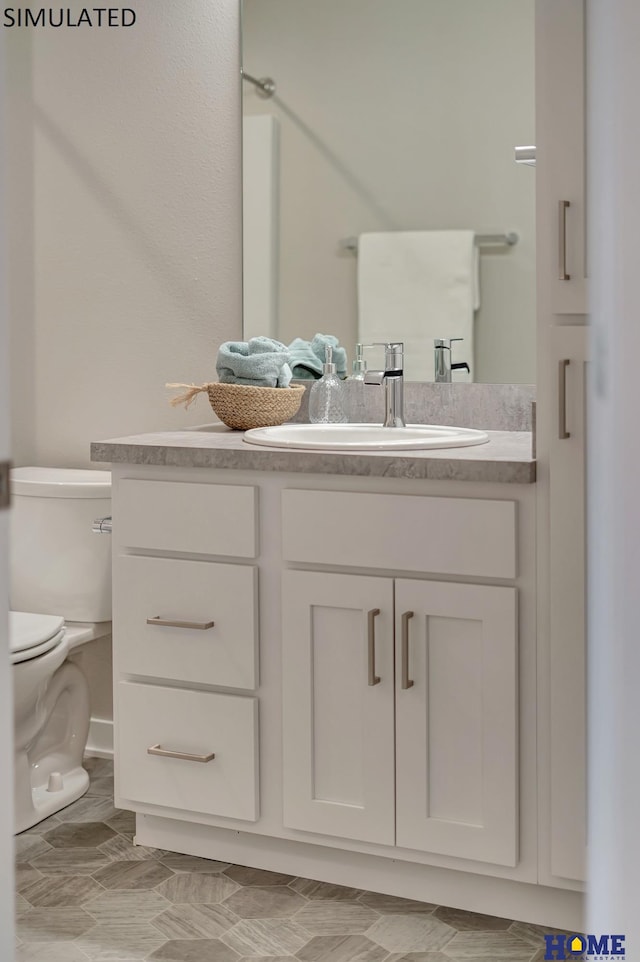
<box><xmin>216</xmin><ymin>337</ymin><xmax>293</xmax><ymax>388</ymax></box>
<box><xmin>288</xmin><ymin>333</ymin><xmax>348</xmax><ymax>379</ymax></box>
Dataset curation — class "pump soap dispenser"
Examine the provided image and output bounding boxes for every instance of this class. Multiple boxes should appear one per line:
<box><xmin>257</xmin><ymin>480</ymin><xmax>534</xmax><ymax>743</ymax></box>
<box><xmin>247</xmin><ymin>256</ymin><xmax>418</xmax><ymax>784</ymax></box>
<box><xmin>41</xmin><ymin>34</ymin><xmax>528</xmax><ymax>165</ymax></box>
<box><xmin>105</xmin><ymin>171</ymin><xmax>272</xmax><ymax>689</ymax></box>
<box><xmin>309</xmin><ymin>345</ymin><xmax>348</xmax><ymax>423</ymax></box>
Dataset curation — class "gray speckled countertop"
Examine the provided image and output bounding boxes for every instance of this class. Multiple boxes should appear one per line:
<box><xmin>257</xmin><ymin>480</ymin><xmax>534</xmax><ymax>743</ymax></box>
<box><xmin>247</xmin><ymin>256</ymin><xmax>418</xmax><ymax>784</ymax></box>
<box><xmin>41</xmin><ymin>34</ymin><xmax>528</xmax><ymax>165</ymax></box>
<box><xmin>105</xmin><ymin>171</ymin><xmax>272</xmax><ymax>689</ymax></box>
<box><xmin>91</xmin><ymin>424</ymin><xmax>535</xmax><ymax>484</ymax></box>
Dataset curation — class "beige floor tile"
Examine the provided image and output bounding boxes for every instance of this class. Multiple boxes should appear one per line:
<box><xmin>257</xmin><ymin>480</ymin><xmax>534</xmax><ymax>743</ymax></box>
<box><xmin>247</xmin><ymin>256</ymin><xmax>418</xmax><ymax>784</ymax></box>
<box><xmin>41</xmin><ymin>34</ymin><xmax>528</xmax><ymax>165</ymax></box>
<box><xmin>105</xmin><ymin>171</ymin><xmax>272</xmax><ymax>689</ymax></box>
<box><xmin>150</xmin><ymin>940</ymin><xmax>241</xmax><ymax>961</ymax></box>
<box><xmin>358</xmin><ymin>893</ymin><xmax>436</xmax><ymax>915</ymax></box>
<box><xmin>17</xmin><ymin>906</ymin><xmax>96</xmax><ymax>942</ymax></box>
<box><xmin>225</xmin><ymin>866</ymin><xmax>295</xmax><ymax>887</ymax></box>
<box><xmin>16</xmin><ymin>942</ymin><xmax>90</xmax><ymax>961</ymax></box>
<box><xmin>14</xmin><ymin>836</ymin><xmax>54</xmax><ymax>863</ymax></box>
<box><xmin>84</xmin><ymin>889</ymin><xmax>172</xmax><ymax>922</ymax></box>
<box><xmin>293</xmin><ymin>901</ymin><xmax>379</xmax><ymax>936</ymax></box>
<box><xmin>31</xmin><ymin>847</ymin><xmax>112</xmax><ymax>876</ymax></box>
<box><xmin>367</xmin><ymin>915</ymin><xmax>456</xmax><ymax>953</ymax></box>
<box><xmin>222</xmin><ymin>919</ymin><xmax>311</xmax><ymax>956</ymax></box>
<box><xmin>43</xmin><ymin>820</ymin><xmax>117</xmax><ymax>848</ymax></box>
<box><xmin>106</xmin><ymin>809</ymin><xmax>137</xmax><ymax>838</ymax></box>
<box><xmin>93</xmin><ymin>860</ymin><xmax>174</xmax><ymax>890</ymax></box>
<box><xmin>160</xmin><ymin>854</ymin><xmax>231</xmax><ymax>875</ymax></box>
<box><xmin>433</xmin><ymin>907</ymin><xmax>511</xmax><ymax>932</ymax></box>
<box><xmin>442</xmin><ymin>932</ymin><xmax>539</xmax><ymax>960</ymax></box>
<box><xmin>290</xmin><ymin>880</ymin><xmax>363</xmax><ymax>901</ymax></box>
<box><xmin>157</xmin><ymin>872</ymin><xmax>239</xmax><ymax>904</ymax></box>
<box><xmin>21</xmin><ymin>873</ymin><xmax>105</xmax><ymax>907</ymax></box>
<box><xmin>295</xmin><ymin>934</ymin><xmax>388</xmax><ymax>962</ymax></box>
<box><xmin>224</xmin><ymin>886</ymin><xmax>306</xmax><ymax>919</ymax></box>
<box><xmin>151</xmin><ymin>903</ymin><xmax>239</xmax><ymax>940</ymax></box>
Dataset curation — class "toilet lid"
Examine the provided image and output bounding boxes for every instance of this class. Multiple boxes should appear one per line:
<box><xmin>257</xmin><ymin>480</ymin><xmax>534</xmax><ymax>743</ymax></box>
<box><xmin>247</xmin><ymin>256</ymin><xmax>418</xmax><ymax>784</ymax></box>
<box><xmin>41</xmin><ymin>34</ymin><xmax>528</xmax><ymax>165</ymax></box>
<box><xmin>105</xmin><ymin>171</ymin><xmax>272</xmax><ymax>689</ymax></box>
<box><xmin>9</xmin><ymin>611</ymin><xmax>66</xmax><ymax>662</ymax></box>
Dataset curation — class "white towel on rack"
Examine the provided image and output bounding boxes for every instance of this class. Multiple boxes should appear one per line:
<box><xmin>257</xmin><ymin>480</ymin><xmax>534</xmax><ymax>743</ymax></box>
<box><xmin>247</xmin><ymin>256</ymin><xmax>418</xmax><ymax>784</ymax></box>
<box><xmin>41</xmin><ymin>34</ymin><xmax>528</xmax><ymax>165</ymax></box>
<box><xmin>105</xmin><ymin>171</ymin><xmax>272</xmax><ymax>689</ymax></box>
<box><xmin>357</xmin><ymin>230</ymin><xmax>479</xmax><ymax>382</ymax></box>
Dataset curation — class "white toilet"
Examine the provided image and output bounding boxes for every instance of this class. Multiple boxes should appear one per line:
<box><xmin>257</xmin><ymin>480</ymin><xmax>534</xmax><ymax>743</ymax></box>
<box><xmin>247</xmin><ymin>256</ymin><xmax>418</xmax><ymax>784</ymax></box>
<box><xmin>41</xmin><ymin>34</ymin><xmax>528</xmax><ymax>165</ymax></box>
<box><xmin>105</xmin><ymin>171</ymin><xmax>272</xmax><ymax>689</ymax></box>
<box><xmin>9</xmin><ymin>467</ymin><xmax>112</xmax><ymax>834</ymax></box>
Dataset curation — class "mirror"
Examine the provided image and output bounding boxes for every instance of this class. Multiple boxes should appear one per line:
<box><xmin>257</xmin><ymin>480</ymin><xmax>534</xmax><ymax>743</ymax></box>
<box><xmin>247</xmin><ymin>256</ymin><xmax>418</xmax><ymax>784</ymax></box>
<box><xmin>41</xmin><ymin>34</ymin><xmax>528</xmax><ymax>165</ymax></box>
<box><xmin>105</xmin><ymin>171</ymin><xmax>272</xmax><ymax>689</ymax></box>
<box><xmin>241</xmin><ymin>0</ymin><xmax>535</xmax><ymax>384</ymax></box>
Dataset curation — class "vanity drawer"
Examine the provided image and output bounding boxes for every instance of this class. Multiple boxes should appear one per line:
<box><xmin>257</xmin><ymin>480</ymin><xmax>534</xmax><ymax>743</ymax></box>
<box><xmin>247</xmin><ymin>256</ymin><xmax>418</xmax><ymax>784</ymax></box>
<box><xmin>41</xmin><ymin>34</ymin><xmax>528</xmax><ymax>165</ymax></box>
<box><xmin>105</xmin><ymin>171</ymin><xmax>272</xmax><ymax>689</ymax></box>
<box><xmin>282</xmin><ymin>490</ymin><xmax>516</xmax><ymax>579</ymax></box>
<box><xmin>115</xmin><ymin>555</ymin><xmax>258</xmax><ymax>689</ymax></box>
<box><xmin>117</xmin><ymin>681</ymin><xmax>259</xmax><ymax>822</ymax></box>
<box><xmin>117</xmin><ymin>479</ymin><xmax>257</xmax><ymax>557</ymax></box>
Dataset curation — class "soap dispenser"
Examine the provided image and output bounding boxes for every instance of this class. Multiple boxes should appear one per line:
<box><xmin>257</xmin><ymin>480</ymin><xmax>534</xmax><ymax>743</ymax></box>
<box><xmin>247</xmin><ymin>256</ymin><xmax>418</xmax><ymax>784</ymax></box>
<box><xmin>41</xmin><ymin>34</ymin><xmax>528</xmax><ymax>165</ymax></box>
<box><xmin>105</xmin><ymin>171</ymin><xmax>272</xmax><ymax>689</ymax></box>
<box><xmin>309</xmin><ymin>345</ymin><xmax>348</xmax><ymax>423</ymax></box>
<box><xmin>349</xmin><ymin>343</ymin><xmax>368</xmax><ymax>380</ymax></box>
<box><xmin>344</xmin><ymin>343</ymin><xmax>367</xmax><ymax>422</ymax></box>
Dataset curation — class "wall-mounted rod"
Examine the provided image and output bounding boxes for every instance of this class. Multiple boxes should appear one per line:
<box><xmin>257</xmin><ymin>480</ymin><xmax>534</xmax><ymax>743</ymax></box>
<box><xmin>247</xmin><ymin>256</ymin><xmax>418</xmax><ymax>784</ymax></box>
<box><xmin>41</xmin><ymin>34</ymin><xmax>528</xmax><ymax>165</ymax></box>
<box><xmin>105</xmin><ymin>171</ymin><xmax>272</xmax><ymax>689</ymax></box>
<box><xmin>515</xmin><ymin>145</ymin><xmax>537</xmax><ymax>166</ymax></box>
<box><xmin>340</xmin><ymin>231</ymin><xmax>519</xmax><ymax>254</ymax></box>
<box><xmin>242</xmin><ymin>72</ymin><xmax>276</xmax><ymax>99</ymax></box>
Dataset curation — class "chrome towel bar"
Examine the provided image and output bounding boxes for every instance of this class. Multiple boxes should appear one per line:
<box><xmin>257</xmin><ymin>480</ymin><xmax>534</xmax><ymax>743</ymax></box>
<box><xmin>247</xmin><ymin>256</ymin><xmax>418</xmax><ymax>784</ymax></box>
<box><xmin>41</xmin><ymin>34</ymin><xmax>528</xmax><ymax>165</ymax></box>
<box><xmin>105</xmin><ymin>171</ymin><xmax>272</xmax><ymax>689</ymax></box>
<box><xmin>340</xmin><ymin>231</ymin><xmax>519</xmax><ymax>253</ymax></box>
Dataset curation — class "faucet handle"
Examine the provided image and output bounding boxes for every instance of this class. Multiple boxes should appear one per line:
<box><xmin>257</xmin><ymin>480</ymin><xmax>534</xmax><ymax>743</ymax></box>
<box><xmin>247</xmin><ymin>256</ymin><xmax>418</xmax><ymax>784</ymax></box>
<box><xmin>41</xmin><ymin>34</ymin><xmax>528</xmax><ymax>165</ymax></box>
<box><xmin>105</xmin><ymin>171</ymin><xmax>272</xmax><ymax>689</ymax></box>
<box><xmin>368</xmin><ymin>342</ymin><xmax>404</xmax><ymax>371</ymax></box>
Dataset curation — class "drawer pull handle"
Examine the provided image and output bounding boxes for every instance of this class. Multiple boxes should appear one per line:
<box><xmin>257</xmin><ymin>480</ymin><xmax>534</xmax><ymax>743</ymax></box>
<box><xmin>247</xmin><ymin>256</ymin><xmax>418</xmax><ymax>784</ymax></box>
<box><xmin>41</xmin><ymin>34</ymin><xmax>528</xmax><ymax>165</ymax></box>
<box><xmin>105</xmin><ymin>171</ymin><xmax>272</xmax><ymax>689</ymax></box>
<box><xmin>147</xmin><ymin>744</ymin><xmax>215</xmax><ymax>763</ymax></box>
<box><xmin>559</xmin><ymin>199</ymin><xmax>571</xmax><ymax>281</ymax></box>
<box><xmin>147</xmin><ymin>616</ymin><xmax>215</xmax><ymax>630</ymax></box>
<box><xmin>558</xmin><ymin>359</ymin><xmax>571</xmax><ymax>440</ymax></box>
<box><xmin>367</xmin><ymin>608</ymin><xmax>381</xmax><ymax>686</ymax></box>
<box><xmin>401</xmin><ymin>611</ymin><xmax>415</xmax><ymax>690</ymax></box>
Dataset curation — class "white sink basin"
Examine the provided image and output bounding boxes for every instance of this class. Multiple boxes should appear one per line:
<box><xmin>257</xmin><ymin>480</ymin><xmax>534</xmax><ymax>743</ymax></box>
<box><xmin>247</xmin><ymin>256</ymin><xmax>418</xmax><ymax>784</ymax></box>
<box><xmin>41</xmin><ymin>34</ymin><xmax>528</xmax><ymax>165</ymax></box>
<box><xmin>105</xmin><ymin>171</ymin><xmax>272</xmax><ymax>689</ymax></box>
<box><xmin>243</xmin><ymin>423</ymin><xmax>489</xmax><ymax>451</ymax></box>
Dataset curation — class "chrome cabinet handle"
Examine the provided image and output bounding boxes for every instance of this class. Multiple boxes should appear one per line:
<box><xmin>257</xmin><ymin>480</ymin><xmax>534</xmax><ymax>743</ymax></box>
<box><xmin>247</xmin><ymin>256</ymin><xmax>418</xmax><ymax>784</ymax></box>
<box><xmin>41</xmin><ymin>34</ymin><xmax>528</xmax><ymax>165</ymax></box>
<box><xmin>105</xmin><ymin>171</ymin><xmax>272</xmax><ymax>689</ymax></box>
<box><xmin>147</xmin><ymin>616</ymin><xmax>215</xmax><ymax>630</ymax></box>
<box><xmin>559</xmin><ymin>359</ymin><xmax>571</xmax><ymax>439</ymax></box>
<box><xmin>147</xmin><ymin>744</ymin><xmax>215</xmax><ymax>763</ymax></box>
<box><xmin>367</xmin><ymin>608</ymin><xmax>381</xmax><ymax>686</ymax></box>
<box><xmin>559</xmin><ymin>200</ymin><xmax>571</xmax><ymax>281</ymax></box>
<box><xmin>401</xmin><ymin>611</ymin><xmax>415</xmax><ymax>690</ymax></box>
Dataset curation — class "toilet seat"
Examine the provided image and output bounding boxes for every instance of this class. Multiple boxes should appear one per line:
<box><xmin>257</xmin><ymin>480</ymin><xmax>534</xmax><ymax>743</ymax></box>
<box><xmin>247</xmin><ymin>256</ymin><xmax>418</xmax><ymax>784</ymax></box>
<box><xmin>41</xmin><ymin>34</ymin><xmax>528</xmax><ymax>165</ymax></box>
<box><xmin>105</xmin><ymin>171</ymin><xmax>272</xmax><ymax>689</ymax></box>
<box><xmin>10</xmin><ymin>611</ymin><xmax>66</xmax><ymax>665</ymax></box>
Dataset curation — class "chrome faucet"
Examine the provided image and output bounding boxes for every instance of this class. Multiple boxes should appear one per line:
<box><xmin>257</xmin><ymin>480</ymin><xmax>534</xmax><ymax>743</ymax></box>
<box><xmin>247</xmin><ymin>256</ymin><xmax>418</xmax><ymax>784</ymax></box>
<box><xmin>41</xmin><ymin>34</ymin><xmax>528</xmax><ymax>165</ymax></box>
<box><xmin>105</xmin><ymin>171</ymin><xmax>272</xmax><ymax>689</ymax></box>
<box><xmin>363</xmin><ymin>342</ymin><xmax>405</xmax><ymax>427</ymax></box>
<box><xmin>434</xmin><ymin>338</ymin><xmax>470</xmax><ymax>383</ymax></box>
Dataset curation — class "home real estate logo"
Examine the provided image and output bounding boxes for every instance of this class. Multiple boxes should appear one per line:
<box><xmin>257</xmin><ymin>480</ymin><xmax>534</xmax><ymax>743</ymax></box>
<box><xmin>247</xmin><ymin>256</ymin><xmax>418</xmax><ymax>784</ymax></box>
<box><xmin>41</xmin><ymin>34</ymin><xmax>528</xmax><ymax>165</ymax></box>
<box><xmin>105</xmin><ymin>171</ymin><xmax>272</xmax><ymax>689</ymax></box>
<box><xmin>544</xmin><ymin>933</ymin><xmax>626</xmax><ymax>960</ymax></box>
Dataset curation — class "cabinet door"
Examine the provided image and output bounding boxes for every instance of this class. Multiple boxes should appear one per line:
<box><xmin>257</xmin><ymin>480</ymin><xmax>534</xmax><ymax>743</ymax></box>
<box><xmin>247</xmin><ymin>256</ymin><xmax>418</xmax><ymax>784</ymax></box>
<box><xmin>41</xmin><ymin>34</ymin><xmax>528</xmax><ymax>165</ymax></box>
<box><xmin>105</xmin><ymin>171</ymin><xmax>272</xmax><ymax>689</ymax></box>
<box><xmin>536</xmin><ymin>0</ymin><xmax>588</xmax><ymax>315</ymax></box>
<box><xmin>395</xmin><ymin>579</ymin><xmax>518</xmax><ymax>867</ymax></box>
<box><xmin>548</xmin><ymin>325</ymin><xmax>588</xmax><ymax>881</ymax></box>
<box><xmin>282</xmin><ymin>570</ymin><xmax>395</xmax><ymax>845</ymax></box>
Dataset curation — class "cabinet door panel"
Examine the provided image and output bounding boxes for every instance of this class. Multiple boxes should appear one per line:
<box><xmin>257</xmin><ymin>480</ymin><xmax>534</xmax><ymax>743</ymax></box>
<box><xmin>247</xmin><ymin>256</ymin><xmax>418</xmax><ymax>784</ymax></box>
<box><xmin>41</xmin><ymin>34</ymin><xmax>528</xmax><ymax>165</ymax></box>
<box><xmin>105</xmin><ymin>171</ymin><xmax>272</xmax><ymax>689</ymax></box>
<box><xmin>548</xmin><ymin>326</ymin><xmax>588</xmax><ymax>881</ymax></box>
<box><xmin>536</xmin><ymin>0</ymin><xmax>588</xmax><ymax>315</ymax></box>
<box><xmin>395</xmin><ymin>580</ymin><xmax>518</xmax><ymax>867</ymax></box>
<box><xmin>282</xmin><ymin>570</ymin><xmax>395</xmax><ymax>845</ymax></box>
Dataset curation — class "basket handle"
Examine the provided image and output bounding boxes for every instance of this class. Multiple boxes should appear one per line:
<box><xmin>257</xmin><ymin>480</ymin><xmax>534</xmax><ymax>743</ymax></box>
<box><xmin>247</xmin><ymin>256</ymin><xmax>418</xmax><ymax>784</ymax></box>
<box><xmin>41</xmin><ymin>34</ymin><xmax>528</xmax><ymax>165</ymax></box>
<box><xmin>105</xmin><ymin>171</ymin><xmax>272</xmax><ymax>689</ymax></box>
<box><xmin>166</xmin><ymin>383</ymin><xmax>212</xmax><ymax>410</ymax></box>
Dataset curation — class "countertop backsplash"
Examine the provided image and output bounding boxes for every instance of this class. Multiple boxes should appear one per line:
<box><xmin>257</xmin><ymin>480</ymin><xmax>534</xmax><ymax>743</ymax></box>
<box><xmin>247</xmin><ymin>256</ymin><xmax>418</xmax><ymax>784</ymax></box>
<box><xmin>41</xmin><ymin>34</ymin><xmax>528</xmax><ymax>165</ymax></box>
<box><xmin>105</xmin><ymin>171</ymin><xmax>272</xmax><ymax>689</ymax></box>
<box><xmin>290</xmin><ymin>380</ymin><xmax>536</xmax><ymax>433</ymax></box>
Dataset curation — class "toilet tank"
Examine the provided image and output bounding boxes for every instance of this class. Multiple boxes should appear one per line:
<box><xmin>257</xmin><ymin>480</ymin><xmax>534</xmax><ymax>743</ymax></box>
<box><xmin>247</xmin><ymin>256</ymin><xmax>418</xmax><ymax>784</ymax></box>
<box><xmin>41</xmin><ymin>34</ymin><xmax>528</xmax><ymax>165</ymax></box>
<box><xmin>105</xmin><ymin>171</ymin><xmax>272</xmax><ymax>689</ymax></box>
<box><xmin>10</xmin><ymin>467</ymin><xmax>112</xmax><ymax>622</ymax></box>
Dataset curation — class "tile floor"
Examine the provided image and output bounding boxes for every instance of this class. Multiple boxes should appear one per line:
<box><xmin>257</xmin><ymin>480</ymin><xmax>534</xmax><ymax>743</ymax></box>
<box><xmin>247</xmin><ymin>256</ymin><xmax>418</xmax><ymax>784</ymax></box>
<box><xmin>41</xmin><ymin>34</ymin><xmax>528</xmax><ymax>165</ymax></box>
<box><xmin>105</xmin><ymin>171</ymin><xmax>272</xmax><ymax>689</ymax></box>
<box><xmin>14</xmin><ymin>758</ymin><xmax>552</xmax><ymax>961</ymax></box>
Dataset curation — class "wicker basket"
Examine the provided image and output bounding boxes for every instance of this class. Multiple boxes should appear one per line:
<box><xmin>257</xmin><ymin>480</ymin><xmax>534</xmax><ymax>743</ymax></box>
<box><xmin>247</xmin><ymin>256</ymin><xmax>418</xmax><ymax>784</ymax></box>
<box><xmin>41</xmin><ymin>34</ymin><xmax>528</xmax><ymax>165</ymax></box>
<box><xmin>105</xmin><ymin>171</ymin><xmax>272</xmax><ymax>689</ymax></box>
<box><xmin>206</xmin><ymin>382</ymin><xmax>305</xmax><ymax>430</ymax></box>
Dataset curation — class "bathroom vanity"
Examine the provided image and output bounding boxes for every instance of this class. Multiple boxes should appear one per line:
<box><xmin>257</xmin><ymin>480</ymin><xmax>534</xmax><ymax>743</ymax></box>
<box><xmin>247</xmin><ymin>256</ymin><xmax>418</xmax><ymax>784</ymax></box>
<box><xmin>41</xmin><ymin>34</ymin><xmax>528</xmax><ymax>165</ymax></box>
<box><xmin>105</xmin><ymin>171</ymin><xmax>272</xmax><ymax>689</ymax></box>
<box><xmin>92</xmin><ymin>426</ymin><xmax>581</xmax><ymax>929</ymax></box>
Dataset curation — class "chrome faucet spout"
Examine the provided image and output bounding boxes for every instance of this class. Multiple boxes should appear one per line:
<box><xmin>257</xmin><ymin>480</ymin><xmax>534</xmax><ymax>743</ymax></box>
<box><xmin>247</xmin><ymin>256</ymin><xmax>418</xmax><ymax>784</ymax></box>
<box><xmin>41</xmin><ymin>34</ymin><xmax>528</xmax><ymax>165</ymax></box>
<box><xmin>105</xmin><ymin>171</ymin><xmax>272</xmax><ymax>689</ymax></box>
<box><xmin>363</xmin><ymin>341</ymin><xmax>405</xmax><ymax>427</ymax></box>
<box><xmin>434</xmin><ymin>338</ymin><xmax>470</xmax><ymax>383</ymax></box>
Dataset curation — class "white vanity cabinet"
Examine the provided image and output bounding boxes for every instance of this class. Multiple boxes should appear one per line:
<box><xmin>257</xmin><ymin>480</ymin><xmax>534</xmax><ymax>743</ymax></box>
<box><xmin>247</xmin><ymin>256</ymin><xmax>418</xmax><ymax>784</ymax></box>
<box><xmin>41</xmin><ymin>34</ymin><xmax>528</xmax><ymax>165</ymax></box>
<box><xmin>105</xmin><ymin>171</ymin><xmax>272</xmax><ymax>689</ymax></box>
<box><xmin>112</xmin><ymin>476</ymin><xmax>260</xmax><ymax>823</ymax></box>
<box><xmin>282</xmin><ymin>569</ymin><xmax>518</xmax><ymax>867</ymax></box>
<box><xmin>281</xmin><ymin>487</ymin><xmax>520</xmax><ymax>868</ymax></box>
<box><xmin>537</xmin><ymin>326</ymin><xmax>589</xmax><ymax>889</ymax></box>
<box><xmin>106</xmin><ymin>461</ymin><xmax>581</xmax><ymax>927</ymax></box>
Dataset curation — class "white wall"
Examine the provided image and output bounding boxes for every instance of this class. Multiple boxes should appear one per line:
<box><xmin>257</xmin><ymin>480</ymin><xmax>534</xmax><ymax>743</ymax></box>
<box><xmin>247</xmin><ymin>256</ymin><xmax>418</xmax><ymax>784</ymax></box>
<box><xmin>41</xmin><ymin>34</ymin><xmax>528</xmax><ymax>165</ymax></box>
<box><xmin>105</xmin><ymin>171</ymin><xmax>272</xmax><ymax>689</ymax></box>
<box><xmin>4</xmin><ymin>0</ymin><xmax>242</xmax><ymax>750</ymax></box>
<box><xmin>242</xmin><ymin>0</ymin><xmax>535</xmax><ymax>383</ymax></box>
<box><xmin>587</xmin><ymin>1</ymin><xmax>640</xmax><ymax>956</ymax></box>
<box><xmin>7</xmin><ymin>0</ymin><xmax>242</xmax><ymax>468</ymax></box>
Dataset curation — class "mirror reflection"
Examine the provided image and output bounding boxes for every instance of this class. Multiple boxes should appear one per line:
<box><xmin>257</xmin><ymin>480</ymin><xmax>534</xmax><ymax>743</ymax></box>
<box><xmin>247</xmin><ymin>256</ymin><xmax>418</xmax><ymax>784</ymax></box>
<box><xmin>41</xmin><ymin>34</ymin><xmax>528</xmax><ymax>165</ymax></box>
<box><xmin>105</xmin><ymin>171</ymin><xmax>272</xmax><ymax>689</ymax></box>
<box><xmin>241</xmin><ymin>0</ymin><xmax>535</xmax><ymax>383</ymax></box>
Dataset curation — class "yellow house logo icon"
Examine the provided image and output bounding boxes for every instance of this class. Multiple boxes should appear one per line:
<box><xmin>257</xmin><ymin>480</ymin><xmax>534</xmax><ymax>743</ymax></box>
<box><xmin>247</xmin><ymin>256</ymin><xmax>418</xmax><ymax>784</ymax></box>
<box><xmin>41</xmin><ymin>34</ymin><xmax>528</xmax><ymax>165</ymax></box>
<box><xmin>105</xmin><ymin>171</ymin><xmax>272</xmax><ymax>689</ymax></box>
<box><xmin>570</xmin><ymin>937</ymin><xmax>585</xmax><ymax>953</ymax></box>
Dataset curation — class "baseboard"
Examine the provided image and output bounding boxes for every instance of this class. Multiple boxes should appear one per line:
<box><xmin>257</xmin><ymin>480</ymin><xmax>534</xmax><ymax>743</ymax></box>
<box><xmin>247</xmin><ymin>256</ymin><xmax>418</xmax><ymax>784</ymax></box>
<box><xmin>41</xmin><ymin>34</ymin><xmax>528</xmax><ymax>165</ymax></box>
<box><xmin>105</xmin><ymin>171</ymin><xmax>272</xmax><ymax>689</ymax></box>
<box><xmin>85</xmin><ymin>717</ymin><xmax>113</xmax><ymax>758</ymax></box>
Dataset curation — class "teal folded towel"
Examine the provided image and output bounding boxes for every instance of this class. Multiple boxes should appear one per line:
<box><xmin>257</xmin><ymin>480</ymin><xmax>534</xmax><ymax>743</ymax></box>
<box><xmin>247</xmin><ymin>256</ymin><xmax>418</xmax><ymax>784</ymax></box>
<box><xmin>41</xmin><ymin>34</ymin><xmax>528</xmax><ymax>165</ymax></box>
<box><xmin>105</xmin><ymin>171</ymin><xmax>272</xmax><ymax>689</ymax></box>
<box><xmin>288</xmin><ymin>334</ymin><xmax>348</xmax><ymax>379</ymax></box>
<box><xmin>216</xmin><ymin>337</ymin><xmax>293</xmax><ymax>388</ymax></box>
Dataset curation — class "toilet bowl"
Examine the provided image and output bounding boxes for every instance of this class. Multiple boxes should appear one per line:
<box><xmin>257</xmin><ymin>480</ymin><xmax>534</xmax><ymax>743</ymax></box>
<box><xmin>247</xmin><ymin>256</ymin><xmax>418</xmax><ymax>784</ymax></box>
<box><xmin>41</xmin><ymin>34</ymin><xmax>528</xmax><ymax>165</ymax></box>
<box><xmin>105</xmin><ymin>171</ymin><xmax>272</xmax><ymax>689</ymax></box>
<box><xmin>9</xmin><ymin>467</ymin><xmax>112</xmax><ymax>834</ymax></box>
